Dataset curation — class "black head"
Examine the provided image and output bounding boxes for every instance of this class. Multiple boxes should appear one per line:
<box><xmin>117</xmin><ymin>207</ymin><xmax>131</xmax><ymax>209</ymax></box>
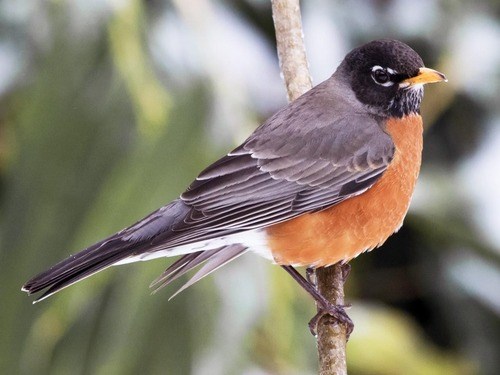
<box><xmin>339</xmin><ymin>39</ymin><xmax>446</xmax><ymax>118</ymax></box>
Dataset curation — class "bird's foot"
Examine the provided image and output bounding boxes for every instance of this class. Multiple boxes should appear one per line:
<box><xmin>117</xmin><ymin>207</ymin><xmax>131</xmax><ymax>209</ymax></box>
<box><xmin>308</xmin><ymin>301</ymin><xmax>353</xmax><ymax>339</ymax></box>
<box><xmin>280</xmin><ymin>265</ymin><xmax>354</xmax><ymax>339</ymax></box>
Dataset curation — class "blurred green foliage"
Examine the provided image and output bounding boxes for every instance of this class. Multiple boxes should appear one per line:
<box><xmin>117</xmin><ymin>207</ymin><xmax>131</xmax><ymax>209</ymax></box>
<box><xmin>0</xmin><ymin>1</ymin><xmax>498</xmax><ymax>374</ymax></box>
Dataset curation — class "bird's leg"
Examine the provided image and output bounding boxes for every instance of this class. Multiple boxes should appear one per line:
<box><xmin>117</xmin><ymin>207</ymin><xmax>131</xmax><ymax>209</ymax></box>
<box><xmin>309</xmin><ymin>263</ymin><xmax>353</xmax><ymax>339</ymax></box>
<box><xmin>281</xmin><ymin>265</ymin><xmax>353</xmax><ymax>338</ymax></box>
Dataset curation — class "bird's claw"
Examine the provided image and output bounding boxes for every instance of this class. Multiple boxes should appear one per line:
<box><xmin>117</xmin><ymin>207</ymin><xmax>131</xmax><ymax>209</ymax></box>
<box><xmin>308</xmin><ymin>302</ymin><xmax>354</xmax><ymax>340</ymax></box>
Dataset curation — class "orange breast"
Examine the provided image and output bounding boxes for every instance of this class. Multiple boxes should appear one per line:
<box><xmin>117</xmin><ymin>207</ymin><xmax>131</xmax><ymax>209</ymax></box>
<box><xmin>267</xmin><ymin>115</ymin><xmax>423</xmax><ymax>267</ymax></box>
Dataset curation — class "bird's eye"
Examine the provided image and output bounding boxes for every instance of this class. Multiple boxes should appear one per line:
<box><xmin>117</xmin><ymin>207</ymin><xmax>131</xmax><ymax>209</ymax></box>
<box><xmin>373</xmin><ymin>69</ymin><xmax>389</xmax><ymax>83</ymax></box>
<box><xmin>371</xmin><ymin>66</ymin><xmax>393</xmax><ymax>86</ymax></box>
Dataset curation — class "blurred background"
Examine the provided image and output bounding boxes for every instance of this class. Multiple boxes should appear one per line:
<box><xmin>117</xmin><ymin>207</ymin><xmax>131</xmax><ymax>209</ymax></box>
<box><xmin>1</xmin><ymin>0</ymin><xmax>499</xmax><ymax>374</ymax></box>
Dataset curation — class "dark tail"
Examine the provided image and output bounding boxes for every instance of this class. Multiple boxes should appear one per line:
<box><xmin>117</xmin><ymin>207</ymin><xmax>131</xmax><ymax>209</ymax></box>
<box><xmin>22</xmin><ymin>200</ymin><xmax>191</xmax><ymax>302</ymax></box>
<box><xmin>22</xmin><ymin>235</ymin><xmax>143</xmax><ymax>302</ymax></box>
<box><xmin>22</xmin><ymin>199</ymin><xmax>248</xmax><ymax>302</ymax></box>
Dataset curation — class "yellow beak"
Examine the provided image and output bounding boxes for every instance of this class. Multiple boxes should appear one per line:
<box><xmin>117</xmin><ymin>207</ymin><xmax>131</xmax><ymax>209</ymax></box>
<box><xmin>402</xmin><ymin>67</ymin><xmax>447</xmax><ymax>86</ymax></box>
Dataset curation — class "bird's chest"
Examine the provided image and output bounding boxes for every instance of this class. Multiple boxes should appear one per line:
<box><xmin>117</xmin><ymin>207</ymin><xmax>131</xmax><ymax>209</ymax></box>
<box><xmin>267</xmin><ymin>115</ymin><xmax>424</xmax><ymax>267</ymax></box>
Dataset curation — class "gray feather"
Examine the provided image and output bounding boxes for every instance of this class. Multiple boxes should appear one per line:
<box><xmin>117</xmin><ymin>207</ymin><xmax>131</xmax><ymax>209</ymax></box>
<box><xmin>167</xmin><ymin>245</ymin><xmax>248</xmax><ymax>300</ymax></box>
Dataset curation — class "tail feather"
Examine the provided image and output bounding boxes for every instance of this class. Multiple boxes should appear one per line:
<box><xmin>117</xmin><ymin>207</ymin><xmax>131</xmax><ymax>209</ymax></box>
<box><xmin>22</xmin><ymin>199</ymin><xmax>192</xmax><ymax>302</ymax></box>
<box><xmin>161</xmin><ymin>244</ymin><xmax>248</xmax><ymax>300</ymax></box>
<box><xmin>150</xmin><ymin>249</ymin><xmax>221</xmax><ymax>292</ymax></box>
<box><xmin>22</xmin><ymin>237</ymin><xmax>138</xmax><ymax>302</ymax></box>
<box><xmin>22</xmin><ymin>199</ymin><xmax>249</xmax><ymax>302</ymax></box>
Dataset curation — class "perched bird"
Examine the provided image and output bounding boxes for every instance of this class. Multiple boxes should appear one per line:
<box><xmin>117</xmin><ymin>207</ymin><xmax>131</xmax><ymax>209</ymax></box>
<box><xmin>23</xmin><ymin>39</ymin><xmax>446</xmax><ymax>330</ymax></box>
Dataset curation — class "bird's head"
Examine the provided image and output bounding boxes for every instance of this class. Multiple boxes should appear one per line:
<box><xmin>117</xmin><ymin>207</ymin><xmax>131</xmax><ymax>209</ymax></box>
<box><xmin>340</xmin><ymin>39</ymin><xmax>447</xmax><ymax>117</ymax></box>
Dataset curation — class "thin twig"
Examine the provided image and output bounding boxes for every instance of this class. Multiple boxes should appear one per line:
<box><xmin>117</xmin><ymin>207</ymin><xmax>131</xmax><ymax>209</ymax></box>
<box><xmin>270</xmin><ymin>1</ymin><xmax>348</xmax><ymax>374</ymax></box>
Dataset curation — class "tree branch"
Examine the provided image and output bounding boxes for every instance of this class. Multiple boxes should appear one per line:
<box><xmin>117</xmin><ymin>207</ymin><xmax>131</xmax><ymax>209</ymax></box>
<box><xmin>315</xmin><ymin>265</ymin><xmax>348</xmax><ymax>375</ymax></box>
<box><xmin>270</xmin><ymin>1</ymin><xmax>349</xmax><ymax>374</ymax></box>
<box><xmin>271</xmin><ymin>0</ymin><xmax>312</xmax><ymax>101</ymax></box>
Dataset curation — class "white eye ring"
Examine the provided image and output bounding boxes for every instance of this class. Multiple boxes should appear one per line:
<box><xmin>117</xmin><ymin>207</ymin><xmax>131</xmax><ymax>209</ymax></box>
<box><xmin>371</xmin><ymin>66</ymin><xmax>395</xmax><ymax>87</ymax></box>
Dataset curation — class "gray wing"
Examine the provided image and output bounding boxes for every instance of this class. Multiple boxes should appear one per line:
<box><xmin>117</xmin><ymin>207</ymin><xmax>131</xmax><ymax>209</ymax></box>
<box><xmin>150</xmin><ymin>108</ymin><xmax>395</xmax><ymax>248</ymax></box>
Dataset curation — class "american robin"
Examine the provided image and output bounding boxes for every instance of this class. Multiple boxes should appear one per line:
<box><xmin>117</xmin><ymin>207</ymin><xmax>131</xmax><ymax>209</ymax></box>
<box><xmin>22</xmin><ymin>39</ymin><xmax>446</xmax><ymax>331</ymax></box>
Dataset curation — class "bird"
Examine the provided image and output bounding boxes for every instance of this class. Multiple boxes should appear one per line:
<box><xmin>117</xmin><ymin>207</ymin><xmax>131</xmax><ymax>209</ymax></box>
<box><xmin>22</xmin><ymin>39</ymin><xmax>446</xmax><ymax>332</ymax></box>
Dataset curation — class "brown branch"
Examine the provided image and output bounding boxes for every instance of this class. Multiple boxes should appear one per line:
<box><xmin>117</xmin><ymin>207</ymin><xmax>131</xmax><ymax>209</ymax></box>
<box><xmin>271</xmin><ymin>0</ymin><xmax>312</xmax><ymax>101</ymax></box>
<box><xmin>315</xmin><ymin>266</ymin><xmax>348</xmax><ymax>375</ymax></box>
<box><xmin>270</xmin><ymin>1</ymin><xmax>348</xmax><ymax>374</ymax></box>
